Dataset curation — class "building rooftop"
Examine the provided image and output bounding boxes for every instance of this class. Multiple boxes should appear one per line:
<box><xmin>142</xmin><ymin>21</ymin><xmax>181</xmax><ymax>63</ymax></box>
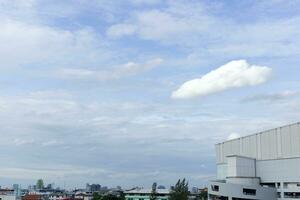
<box><xmin>124</xmin><ymin>188</ymin><xmax>170</xmax><ymax>195</ymax></box>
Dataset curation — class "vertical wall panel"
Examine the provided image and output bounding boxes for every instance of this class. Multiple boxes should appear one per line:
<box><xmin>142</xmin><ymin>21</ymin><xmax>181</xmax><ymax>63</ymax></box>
<box><xmin>216</xmin><ymin>144</ymin><xmax>220</xmax><ymax>163</ymax></box>
<box><xmin>281</xmin><ymin>126</ymin><xmax>292</xmax><ymax>158</ymax></box>
<box><xmin>260</xmin><ymin>130</ymin><xmax>269</xmax><ymax>159</ymax></box>
<box><xmin>276</xmin><ymin>128</ymin><xmax>282</xmax><ymax>158</ymax></box>
<box><xmin>290</xmin><ymin>123</ymin><xmax>300</xmax><ymax>157</ymax></box>
<box><xmin>231</xmin><ymin>139</ymin><xmax>240</xmax><ymax>156</ymax></box>
<box><xmin>257</xmin><ymin>133</ymin><xmax>262</xmax><ymax>160</ymax></box>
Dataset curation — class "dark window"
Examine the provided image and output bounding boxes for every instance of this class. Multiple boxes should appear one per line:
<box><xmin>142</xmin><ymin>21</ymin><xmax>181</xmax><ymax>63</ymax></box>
<box><xmin>243</xmin><ymin>188</ymin><xmax>256</xmax><ymax>196</ymax></box>
<box><xmin>277</xmin><ymin>192</ymin><xmax>281</xmax><ymax>198</ymax></box>
<box><xmin>209</xmin><ymin>194</ymin><xmax>228</xmax><ymax>200</ymax></box>
<box><xmin>211</xmin><ymin>185</ymin><xmax>219</xmax><ymax>192</ymax></box>
<box><xmin>284</xmin><ymin>192</ymin><xmax>300</xmax><ymax>198</ymax></box>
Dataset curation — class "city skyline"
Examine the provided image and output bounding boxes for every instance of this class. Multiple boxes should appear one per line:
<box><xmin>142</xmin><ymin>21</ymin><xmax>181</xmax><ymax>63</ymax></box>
<box><xmin>0</xmin><ymin>0</ymin><xmax>299</xmax><ymax>188</ymax></box>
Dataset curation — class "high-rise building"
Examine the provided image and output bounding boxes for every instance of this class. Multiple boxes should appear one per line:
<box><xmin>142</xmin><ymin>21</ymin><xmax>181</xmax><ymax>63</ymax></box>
<box><xmin>86</xmin><ymin>184</ymin><xmax>101</xmax><ymax>192</ymax></box>
<box><xmin>208</xmin><ymin>122</ymin><xmax>300</xmax><ymax>200</ymax></box>
<box><xmin>13</xmin><ymin>184</ymin><xmax>21</xmax><ymax>200</ymax></box>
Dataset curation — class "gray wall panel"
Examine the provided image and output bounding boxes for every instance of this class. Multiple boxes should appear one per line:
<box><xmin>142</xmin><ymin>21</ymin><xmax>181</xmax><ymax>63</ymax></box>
<box><xmin>256</xmin><ymin>158</ymin><xmax>300</xmax><ymax>183</ymax></box>
<box><xmin>216</xmin><ymin>123</ymin><xmax>300</xmax><ymax>164</ymax></box>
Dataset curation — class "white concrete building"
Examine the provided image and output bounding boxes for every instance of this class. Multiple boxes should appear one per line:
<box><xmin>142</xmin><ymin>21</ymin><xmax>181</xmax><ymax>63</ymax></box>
<box><xmin>209</xmin><ymin>122</ymin><xmax>300</xmax><ymax>200</ymax></box>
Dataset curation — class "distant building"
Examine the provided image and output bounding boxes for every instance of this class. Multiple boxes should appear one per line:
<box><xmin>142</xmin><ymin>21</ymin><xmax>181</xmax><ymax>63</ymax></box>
<box><xmin>22</xmin><ymin>194</ymin><xmax>42</xmax><ymax>200</ymax></box>
<box><xmin>74</xmin><ymin>191</ymin><xmax>92</xmax><ymax>200</ymax></box>
<box><xmin>13</xmin><ymin>184</ymin><xmax>21</xmax><ymax>200</ymax></box>
<box><xmin>124</xmin><ymin>188</ymin><xmax>169</xmax><ymax>200</ymax></box>
<box><xmin>49</xmin><ymin>192</ymin><xmax>70</xmax><ymax>200</ymax></box>
<box><xmin>86</xmin><ymin>184</ymin><xmax>101</xmax><ymax>192</ymax></box>
<box><xmin>0</xmin><ymin>189</ymin><xmax>17</xmax><ymax>200</ymax></box>
<box><xmin>208</xmin><ymin>122</ymin><xmax>300</xmax><ymax>200</ymax></box>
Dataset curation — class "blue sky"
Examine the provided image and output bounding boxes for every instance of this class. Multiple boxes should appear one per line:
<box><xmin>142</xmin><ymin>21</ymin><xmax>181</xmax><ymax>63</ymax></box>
<box><xmin>0</xmin><ymin>0</ymin><xmax>300</xmax><ymax>189</ymax></box>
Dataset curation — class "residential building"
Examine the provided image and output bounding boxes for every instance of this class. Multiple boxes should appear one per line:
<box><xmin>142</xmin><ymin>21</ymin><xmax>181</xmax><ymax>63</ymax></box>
<box><xmin>74</xmin><ymin>191</ymin><xmax>92</xmax><ymax>200</ymax></box>
<box><xmin>49</xmin><ymin>192</ymin><xmax>70</xmax><ymax>200</ymax></box>
<box><xmin>22</xmin><ymin>194</ymin><xmax>42</xmax><ymax>200</ymax></box>
<box><xmin>0</xmin><ymin>189</ymin><xmax>17</xmax><ymax>200</ymax></box>
<box><xmin>124</xmin><ymin>188</ymin><xmax>169</xmax><ymax>200</ymax></box>
<box><xmin>208</xmin><ymin>122</ymin><xmax>300</xmax><ymax>200</ymax></box>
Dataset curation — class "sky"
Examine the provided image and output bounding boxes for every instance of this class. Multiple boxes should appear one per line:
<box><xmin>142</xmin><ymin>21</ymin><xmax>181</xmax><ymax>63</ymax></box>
<box><xmin>0</xmin><ymin>0</ymin><xmax>300</xmax><ymax>189</ymax></box>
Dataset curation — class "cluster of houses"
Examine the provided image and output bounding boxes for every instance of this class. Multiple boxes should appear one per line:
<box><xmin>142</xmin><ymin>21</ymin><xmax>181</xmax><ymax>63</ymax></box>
<box><xmin>0</xmin><ymin>184</ymin><xmax>121</xmax><ymax>200</ymax></box>
<box><xmin>0</xmin><ymin>183</ymin><xmax>207</xmax><ymax>200</ymax></box>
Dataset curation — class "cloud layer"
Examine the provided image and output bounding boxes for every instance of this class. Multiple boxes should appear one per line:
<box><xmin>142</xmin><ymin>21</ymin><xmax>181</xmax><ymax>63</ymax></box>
<box><xmin>56</xmin><ymin>58</ymin><xmax>163</xmax><ymax>81</ymax></box>
<box><xmin>172</xmin><ymin>60</ymin><xmax>272</xmax><ymax>99</ymax></box>
<box><xmin>0</xmin><ymin>0</ymin><xmax>299</xmax><ymax>189</ymax></box>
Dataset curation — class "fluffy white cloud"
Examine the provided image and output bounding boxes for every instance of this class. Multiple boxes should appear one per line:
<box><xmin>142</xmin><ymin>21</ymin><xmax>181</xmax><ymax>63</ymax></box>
<box><xmin>57</xmin><ymin>58</ymin><xmax>163</xmax><ymax>81</ymax></box>
<box><xmin>172</xmin><ymin>60</ymin><xmax>272</xmax><ymax>99</ymax></box>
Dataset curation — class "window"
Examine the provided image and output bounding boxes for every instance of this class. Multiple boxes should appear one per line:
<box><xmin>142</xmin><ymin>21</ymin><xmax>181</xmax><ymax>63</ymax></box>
<box><xmin>284</xmin><ymin>192</ymin><xmax>300</xmax><ymax>198</ymax></box>
<box><xmin>277</xmin><ymin>192</ymin><xmax>281</xmax><ymax>198</ymax></box>
<box><xmin>209</xmin><ymin>194</ymin><xmax>228</xmax><ymax>200</ymax></box>
<box><xmin>243</xmin><ymin>188</ymin><xmax>256</xmax><ymax>196</ymax></box>
<box><xmin>211</xmin><ymin>185</ymin><xmax>219</xmax><ymax>192</ymax></box>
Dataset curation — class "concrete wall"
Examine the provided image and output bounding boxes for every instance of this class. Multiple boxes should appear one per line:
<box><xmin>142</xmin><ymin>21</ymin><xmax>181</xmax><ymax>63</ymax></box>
<box><xmin>216</xmin><ymin>122</ymin><xmax>300</xmax><ymax>164</ymax></box>
<box><xmin>256</xmin><ymin>157</ymin><xmax>300</xmax><ymax>183</ymax></box>
<box><xmin>208</xmin><ymin>181</ymin><xmax>277</xmax><ymax>200</ymax></box>
<box><xmin>217</xmin><ymin>157</ymin><xmax>300</xmax><ymax>184</ymax></box>
<box><xmin>227</xmin><ymin>156</ymin><xmax>256</xmax><ymax>178</ymax></box>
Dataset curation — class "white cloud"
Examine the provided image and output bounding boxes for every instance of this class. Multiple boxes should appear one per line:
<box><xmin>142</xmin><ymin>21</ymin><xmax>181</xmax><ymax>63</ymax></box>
<box><xmin>172</xmin><ymin>60</ymin><xmax>272</xmax><ymax>99</ymax></box>
<box><xmin>56</xmin><ymin>58</ymin><xmax>163</xmax><ymax>81</ymax></box>
<box><xmin>106</xmin><ymin>1</ymin><xmax>300</xmax><ymax>59</ymax></box>
<box><xmin>0</xmin><ymin>18</ymin><xmax>110</xmax><ymax>70</ymax></box>
<box><xmin>106</xmin><ymin>23</ymin><xmax>137</xmax><ymax>38</ymax></box>
<box><xmin>106</xmin><ymin>2</ymin><xmax>215</xmax><ymax>44</ymax></box>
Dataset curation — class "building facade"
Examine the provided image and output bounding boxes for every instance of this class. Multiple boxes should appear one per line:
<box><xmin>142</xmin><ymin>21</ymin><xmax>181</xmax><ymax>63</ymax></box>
<box><xmin>0</xmin><ymin>189</ymin><xmax>17</xmax><ymax>200</ymax></box>
<box><xmin>209</xmin><ymin>122</ymin><xmax>300</xmax><ymax>200</ymax></box>
<box><xmin>124</xmin><ymin>188</ymin><xmax>169</xmax><ymax>200</ymax></box>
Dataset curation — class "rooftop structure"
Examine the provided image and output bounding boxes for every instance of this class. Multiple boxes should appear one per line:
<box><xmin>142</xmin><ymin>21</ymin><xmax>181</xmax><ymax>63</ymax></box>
<box><xmin>208</xmin><ymin>122</ymin><xmax>300</xmax><ymax>200</ymax></box>
<box><xmin>124</xmin><ymin>188</ymin><xmax>170</xmax><ymax>200</ymax></box>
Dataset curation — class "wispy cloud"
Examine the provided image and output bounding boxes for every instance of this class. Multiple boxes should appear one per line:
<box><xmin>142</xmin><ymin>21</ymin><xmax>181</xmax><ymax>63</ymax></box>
<box><xmin>241</xmin><ymin>90</ymin><xmax>300</xmax><ymax>103</ymax></box>
<box><xmin>56</xmin><ymin>58</ymin><xmax>163</xmax><ymax>81</ymax></box>
<box><xmin>172</xmin><ymin>60</ymin><xmax>272</xmax><ymax>99</ymax></box>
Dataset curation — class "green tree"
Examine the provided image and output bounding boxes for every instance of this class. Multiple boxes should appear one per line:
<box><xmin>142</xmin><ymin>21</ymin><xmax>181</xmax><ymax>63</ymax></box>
<box><xmin>36</xmin><ymin>179</ymin><xmax>44</xmax><ymax>190</ymax></box>
<box><xmin>198</xmin><ymin>188</ymin><xmax>207</xmax><ymax>200</ymax></box>
<box><xmin>169</xmin><ymin>179</ymin><xmax>189</xmax><ymax>200</ymax></box>
<box><xmin>150</xmin><ymin>182</ymin><xmax>157</xmax><ymax>200</ymax></box>
<box><xmin>119</xmin><ymin>191</ymin><xmax>125</xmax><ymax>200</ymax></box>
<box><xmin>92</xmin><ymin>192</ymin><xmax>103</xmax><ymax>200</ymax></box>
